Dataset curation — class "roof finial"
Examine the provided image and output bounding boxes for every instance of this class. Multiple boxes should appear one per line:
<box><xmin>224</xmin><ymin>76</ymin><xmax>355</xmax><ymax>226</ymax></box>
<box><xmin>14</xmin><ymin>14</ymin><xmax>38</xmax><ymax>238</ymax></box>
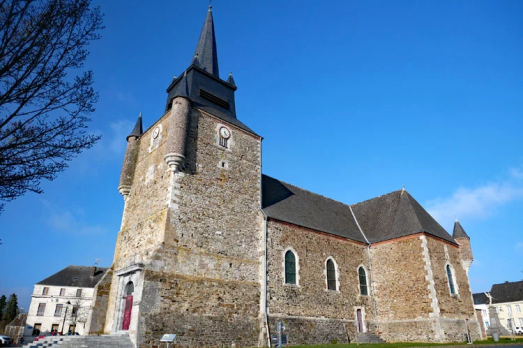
<box><xmin>455</xmin><ymin>216</ymin><xmax>458</xmax><ymax>222</ymax></box>
<box><xmin>209</xmin><ymin>0</ymin><xmax>212</xmax><ymax>11</ymax></box>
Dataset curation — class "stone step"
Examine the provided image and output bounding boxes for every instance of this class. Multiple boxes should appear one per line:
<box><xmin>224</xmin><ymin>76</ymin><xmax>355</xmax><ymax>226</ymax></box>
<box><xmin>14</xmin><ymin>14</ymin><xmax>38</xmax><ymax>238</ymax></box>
<box><xmin>23</xmin><ymin>334</ymin><xmax>133</xmax><ymax>348</ymax></box>
<box><xmin>354</xmin><ymin>332</ymin><xmax>386</xmax><ymax>343</ymax></box>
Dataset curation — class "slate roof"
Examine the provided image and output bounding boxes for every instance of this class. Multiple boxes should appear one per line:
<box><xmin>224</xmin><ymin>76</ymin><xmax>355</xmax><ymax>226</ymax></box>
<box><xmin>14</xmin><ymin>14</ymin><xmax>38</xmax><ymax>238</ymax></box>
<box><xmin>262</xmin><ymin>175</ymin><xmax>456</xmax><ymax>245</ymax></box>
<box><xmin>262</xmin><ymin>175</ymin><xmax>366</xmax><ymax>243</ymax></box>
<box><xmin>351</xmin><ymin>190</ymin><xmax>456</xmax><ymax>244</ymax></box>
<box><xmin>453</xmin><ymin>220</ymin><xmax>470</xmax><ymax>239</ymax></box>
<box><xmin>490</xmin><ymin>280</ymin><xmax>523</xmax><ymax>304</ymax></box>
<box><xmin>473</xmin><ymin>292</ymin><xmax>489</xmax><ymax>305</ymax></box>
<box><xmin>37</xmin><ymin>265</ymin><xmax>108</xmax><ymax>288</ymax></box>
<box><xmin>127</xmin><ymin>113</ymin><xmax>143</xmax><ymax>140</ymax></box>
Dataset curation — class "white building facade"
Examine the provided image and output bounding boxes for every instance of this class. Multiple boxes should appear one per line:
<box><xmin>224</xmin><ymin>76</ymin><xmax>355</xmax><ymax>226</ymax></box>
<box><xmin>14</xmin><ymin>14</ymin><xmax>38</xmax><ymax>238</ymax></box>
<box><xmin>25</xmin><ymin>265</ymin><xmax>108</xmax><ymax>336</ymax></box>
<box><xmin>474</xmin><ymin>280</ymin><xmax>523</xmax><ymax>335</ymax></box>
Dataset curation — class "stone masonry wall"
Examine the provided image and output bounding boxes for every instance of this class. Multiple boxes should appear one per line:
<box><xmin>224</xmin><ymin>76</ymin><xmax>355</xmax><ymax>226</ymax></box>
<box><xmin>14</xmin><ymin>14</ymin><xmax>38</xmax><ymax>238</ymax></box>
<box><xmin>371</xmin><ymin>236</ymin><xmax>431</xmax><ymax>321</ymax></box>
<box><xmin>266</xmin><ymin>220</ymin><xmax>374</xmax><ymax>345</ymax></box>
<box><xmin>87</xmin><ymin>269</ymin><xmax>113</xmax><ymax>334</ymax></box>
<box><xmin>137</xmin><ymin>108</ymin><xmax>264</xmax><ymax>348</ymax></box>
<box><xmin>370</xmin><ymin>235</ymin><xmax>433</xmax><ymax>342</ymax></box>
<box><xmin>426</xmin><ymin>237</ymin><xmax>482</xmax><ymax>341</ymax></box>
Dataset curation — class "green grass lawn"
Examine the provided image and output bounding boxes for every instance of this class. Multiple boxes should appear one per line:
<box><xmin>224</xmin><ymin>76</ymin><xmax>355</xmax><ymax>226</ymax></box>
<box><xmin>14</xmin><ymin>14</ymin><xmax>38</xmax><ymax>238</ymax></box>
<box><xmin>289</xmin><ymin>337</ymin><xmax>523</xmax><ymax>348</ymax></box>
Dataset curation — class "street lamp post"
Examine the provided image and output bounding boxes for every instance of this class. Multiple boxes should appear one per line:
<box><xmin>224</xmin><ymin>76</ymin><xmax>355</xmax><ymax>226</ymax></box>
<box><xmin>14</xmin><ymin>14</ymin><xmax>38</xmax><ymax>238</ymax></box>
<box><xmin>60</xmin><ymin>301</ymin><xmax>71</xmax><ymax>335</ymax></box>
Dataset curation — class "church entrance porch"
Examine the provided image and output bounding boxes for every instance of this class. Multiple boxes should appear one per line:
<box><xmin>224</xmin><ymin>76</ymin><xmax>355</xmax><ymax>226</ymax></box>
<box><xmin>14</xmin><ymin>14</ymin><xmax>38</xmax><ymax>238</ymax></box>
<box><xmin>112</xmin><ymin>262</ymin><xmax>144</xmax><ymax>345</ymax></box>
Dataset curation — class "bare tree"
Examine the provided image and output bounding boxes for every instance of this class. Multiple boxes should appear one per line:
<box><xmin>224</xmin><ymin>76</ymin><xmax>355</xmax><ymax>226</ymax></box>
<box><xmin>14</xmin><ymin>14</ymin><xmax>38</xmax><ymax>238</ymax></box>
<box><xmin>0</xmin><ymin>0</ymin><xmax>104</xmax><ymax>212</ymax></box>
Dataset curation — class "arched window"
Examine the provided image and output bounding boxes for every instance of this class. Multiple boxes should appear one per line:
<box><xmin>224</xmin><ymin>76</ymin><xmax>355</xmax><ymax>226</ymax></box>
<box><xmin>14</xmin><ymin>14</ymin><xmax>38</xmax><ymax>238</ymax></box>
<box><xmin>446</xmin><ymin>265</ymin><xmax>456</xmax><ymax>295</ymax></box>
<box><xmin>326</xmin><ymin>259</ymin><xmax>337</xmax><ymax>290</ymax></box>
<box><xmin>284</xmin><ymin>250</ymin><xmax>296</xmax><ymax>285</ymax></box>
<box><xmin>126</xmin><ymin>281</ymin><xmax>134</xmax><ymax>296</ymax></box>
<box><xmin>358</xmin><ymin>267</ymin><xmax>368</xmax><ymax>296</ymax></box>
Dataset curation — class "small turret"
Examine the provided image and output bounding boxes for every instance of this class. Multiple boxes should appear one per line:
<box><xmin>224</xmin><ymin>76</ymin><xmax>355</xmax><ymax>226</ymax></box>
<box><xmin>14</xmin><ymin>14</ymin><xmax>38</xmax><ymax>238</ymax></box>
<box><xmin>453</xmin><ymin>219</ymin><xmax>473</xmax><ymax>272</ymax></box>
<box><xmin>118</xmin><ymin>113</ymin><xmax>143</xmax><ymax>199</ymax></box>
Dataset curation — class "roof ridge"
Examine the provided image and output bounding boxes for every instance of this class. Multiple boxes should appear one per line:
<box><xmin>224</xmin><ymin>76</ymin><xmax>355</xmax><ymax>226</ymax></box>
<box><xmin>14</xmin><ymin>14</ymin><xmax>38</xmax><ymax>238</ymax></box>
<box><xmin>350</xmin><ymin>189</ymin><xmax>404</xmax><ymax>207</ymax></box>
<box><xmin>262</xmin><ymin>174</ymin><xmax>353</xmax><ymax>208</ymax></box>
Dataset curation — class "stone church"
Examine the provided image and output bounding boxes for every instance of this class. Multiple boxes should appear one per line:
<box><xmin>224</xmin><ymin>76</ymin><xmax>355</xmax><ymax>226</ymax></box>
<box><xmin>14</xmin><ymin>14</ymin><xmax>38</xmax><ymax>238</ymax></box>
<box><xmin>85</xmin><ymin>6</ymin><xmax>482</xmax><ymax>347</ymax></box>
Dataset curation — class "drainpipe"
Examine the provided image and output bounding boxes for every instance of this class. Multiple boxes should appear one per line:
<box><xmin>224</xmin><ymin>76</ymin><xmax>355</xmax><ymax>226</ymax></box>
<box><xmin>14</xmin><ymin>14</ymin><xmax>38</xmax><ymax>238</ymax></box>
<box><xmin>350</xmin><ymin>206</ymin><xmax>379</xmax><ymax>333</ymax></box>
<box><xmin>259</xmin><ymin>141</ymin><xmax>271</xmax><ymax>347</ymax></box>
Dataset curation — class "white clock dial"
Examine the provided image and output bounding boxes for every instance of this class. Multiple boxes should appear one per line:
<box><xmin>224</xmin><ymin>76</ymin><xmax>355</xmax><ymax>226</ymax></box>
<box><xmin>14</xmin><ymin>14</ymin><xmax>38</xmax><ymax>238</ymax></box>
<box><xmin>219</xmin><ymin>127</ymin><xmax>230</xmax><ymax>139</ymax></box>
<box><xmin>153</xmin><ymin>127</ymin><xmax>160</xmax><ymax>139</ymax></box>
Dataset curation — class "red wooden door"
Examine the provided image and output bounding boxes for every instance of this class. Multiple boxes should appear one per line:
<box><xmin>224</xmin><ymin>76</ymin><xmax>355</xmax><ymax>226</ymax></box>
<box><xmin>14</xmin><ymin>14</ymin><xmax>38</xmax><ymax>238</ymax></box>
<box><xmin>357</xmin><ymin>309</ymin><xmax>363</xmax><ymax>333</ymax></box>
<box><xmin>122</xmin><ymin>295</ymin><xmax>133</xmax><ymax>330</ymax></box>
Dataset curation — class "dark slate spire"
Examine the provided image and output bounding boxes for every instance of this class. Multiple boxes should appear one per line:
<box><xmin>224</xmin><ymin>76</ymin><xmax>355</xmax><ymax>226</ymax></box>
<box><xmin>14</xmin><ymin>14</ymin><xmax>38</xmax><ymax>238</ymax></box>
<box><xmin>193</xmin><ymin>5</ymin><xmax>219</xmax><ymax>77</ymax></box>
<box><xmin>127</xmin><ymin>113</ymin><xmax>143</xmax><ymax>140</ymax></box>
<box><xmin>453</xmin><ymin>219</ymin><xmax>470</xmax><ymax>239</ymax></box>
<box><xmin>226</xmin><ymin>72</ymin><xmax>236</xmax><ymax>86</ymax></box>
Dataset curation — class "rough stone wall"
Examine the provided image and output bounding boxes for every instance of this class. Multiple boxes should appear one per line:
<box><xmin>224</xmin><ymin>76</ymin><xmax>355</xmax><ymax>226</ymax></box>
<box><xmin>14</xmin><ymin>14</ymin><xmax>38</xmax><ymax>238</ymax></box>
<box><xmin>268</xmin><ymin>317</ymin><xmax>353</xmax><ymax>345</ymax></box>
<box><xmin>426</xmin><ymin>238</ymin><xmax>475</xmax><ymax>320</ymax></box>
<box><xmin>135</xmin><ymin>108</ymin><xmax>264</xmax><ymax>348</ymax></box>
<box><xmin>86</xmin><ymin>269</ymin><xmax>113</xmax><ymax>334</ymax></box>
<box><xmin>113</xmin><ymin>112</ymin><xmax>172</xmax><ymax>269</ymax></box>
<box><xmin>426</xmin><ymin>237</ymin><xmax>481</xmax><ymax>341</ymax></box>
<box><xmin>266</xmin><ymin>220</ymin><xmax>374</xmax><ymax>345</ymax></box>
<box><xmin>370</xmin><ymin>236</ymin><xmax>431</xmax><ymax>321</ymax></box>
<box><xmin>369</xmin><ymin>236</ymin><xmax>435</xmax><ymax>342</ymax></box>
<box><xmin>456</xmin><ymin>238</ymin><xmax>473</xmax><ymax>262</ymax></box>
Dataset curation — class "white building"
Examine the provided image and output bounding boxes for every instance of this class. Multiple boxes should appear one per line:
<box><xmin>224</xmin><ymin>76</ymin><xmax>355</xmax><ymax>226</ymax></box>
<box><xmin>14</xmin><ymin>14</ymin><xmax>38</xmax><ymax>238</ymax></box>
<box><xmin>474</xmin><ymin>280</ymin><xmax>523</xmax><ymax>335</ymax></box>
<box><xmin>25</xmin><ymin>265</ymin><xmax>108</xmax><ymax>336</ymax></box>
<box><xmin>473</xmin><ymin>292</ymin><xmax>491</xmax><ymax>332</ymax></box>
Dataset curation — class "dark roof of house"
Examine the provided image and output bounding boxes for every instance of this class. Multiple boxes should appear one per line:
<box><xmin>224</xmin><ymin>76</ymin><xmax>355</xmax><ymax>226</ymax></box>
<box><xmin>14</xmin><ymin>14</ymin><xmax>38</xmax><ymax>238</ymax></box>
<box><xmin>490</xmin><ymin>280</ymin><xmax>523</xmax><ymax>303</ymax></box>
<box><xmin>262</xmin><ymin>175</ymin><xmax>366</xmax><ymax>243</ymax></box>
<box><xmin>351</xmin><ymin>190</ymin><xmax>456</xmax><ymax>244</ymax></box>
<box><xmin>37</xmin><ymin>265</ymin><xmax>108</xmax><ymax>288</ymax></box>
<box><xmin>473</xmin><ymin>292</ymin><xmax>489</xmax><ymax>305</ymax></box>
<box><xmin>453</xmin><ymin>220</ymin><xmax>470</xmax><ymax>239</ymax></box>
<box><xmin>193</xmin><ymin>6</ymin><xmax>219</xmax><ymax>77</ymax></box>
<box><xmin>262</xmin><ymin>175</ymin><xmax>456</xmax><ymax>245</ymax></box>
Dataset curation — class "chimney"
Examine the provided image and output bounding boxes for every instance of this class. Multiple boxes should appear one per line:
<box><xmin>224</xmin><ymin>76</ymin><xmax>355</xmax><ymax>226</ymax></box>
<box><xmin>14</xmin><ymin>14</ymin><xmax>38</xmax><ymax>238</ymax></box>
<box><xmin>91</xmin><ymin>266</ymin><xmax>97</xmax><ymax>277</ymax></box>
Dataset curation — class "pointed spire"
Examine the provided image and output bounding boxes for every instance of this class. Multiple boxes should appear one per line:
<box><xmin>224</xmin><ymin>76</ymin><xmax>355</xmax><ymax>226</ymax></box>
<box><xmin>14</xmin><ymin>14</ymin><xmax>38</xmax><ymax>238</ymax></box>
<box><xmin>453</xmin><ymin>219</ymin><xmax>470</xmax><ymax>239</ymax></box>
<box><xmin>127</xmin><ymin>113</ymin><xmax>143</xmax><ymax>140</ymax></box>
<box><xmin>193</xmin><ymin>5</ymin><xmax>219</xmax><ymax>77</ymax></box>
<box><xmin>226</xmin><ymin>72</ymin><xmax>236</xmax><ymax>86</ymax></box>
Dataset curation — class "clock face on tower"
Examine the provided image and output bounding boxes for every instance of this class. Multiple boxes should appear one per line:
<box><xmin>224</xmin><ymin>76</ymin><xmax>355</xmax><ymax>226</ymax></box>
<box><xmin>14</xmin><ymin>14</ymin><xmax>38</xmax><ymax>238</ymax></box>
<box><xmin>219</xmin><ymin>127</ymin><xmax>230</xmax><ymax>139</ymax></box>
<box><xmin>153</xmin><ymin>127</ymin><xmax>160</xmax><ymax>139</ymax></box>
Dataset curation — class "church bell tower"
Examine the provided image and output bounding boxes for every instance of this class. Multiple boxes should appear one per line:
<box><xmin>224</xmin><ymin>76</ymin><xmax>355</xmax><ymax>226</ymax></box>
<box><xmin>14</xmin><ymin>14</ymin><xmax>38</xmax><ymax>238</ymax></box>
<box><xmin>88</xmin><ymin>6</ymin><xmax>265</xmax><ymax>348</ymax></box>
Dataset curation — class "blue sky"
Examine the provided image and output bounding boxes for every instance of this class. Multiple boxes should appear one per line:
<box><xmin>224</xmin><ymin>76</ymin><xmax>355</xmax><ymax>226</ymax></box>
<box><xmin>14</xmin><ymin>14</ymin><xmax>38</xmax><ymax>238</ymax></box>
<box><xmin>1</xmin><ymin>0</ymin><xmax>522</xmax><ymax>310</ymax></box>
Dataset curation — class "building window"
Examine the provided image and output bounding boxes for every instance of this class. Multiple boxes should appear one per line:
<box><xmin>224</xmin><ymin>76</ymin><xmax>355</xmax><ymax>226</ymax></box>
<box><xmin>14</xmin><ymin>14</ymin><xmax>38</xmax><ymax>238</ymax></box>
<box><xmin>519</xmin><ymin>318</ymin><xmax>523</xmax><ymax>326</ymax></box>
<box><xmin>42</xmin><ymin>287</ymin><xmax>49</xmax><ymax>295</ymax></box>
<box><xmin>59</xmin><ymin>288</ymin><xmax>65</xmax><ymax>296</ymax></box>
<box><xmin>37</xmin><ymin>303</ymin><xmax>46</xmax><ymax>316</ymax></box>
<box><xmin>284</xmin><ymin>250</ymin><xmax>296</xmax><ymax>285</ymax></box>
<box><xmin>358</xmin><ymin>267</ymin><xmax>368</xmax><ymax>296</ymax></box>
<box><xmin>516</xmin><ymin>305</ymin><xmax>521</xmax><ymax>313</ymax></box>
<box><xmin>72</xmin><ymin>305</ymin><xmax>79</xmax><ymax>317</ymax></box>
<box><xmin>326</xmin><ymin>258</ymin><xmax>337</xmax><ymax>291</ymax></box>
<box><xmin>446</xmin><ymin>265</ymin><xmax>456</xmax><ymax>295</ymax></box>
<box><xmin>507</xmin><ymin>305</ymin><xmax>512</xmax><ymax>315</ymax></box>
<box><xmin>54</xmin><ymin>304</ymin><xmax>63</xmax><ymax>317</ymax></box>
<box><xmin>76</xmin><ymin>289</ymin><xmax>82</xmax><ymax>297</ymax></box>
